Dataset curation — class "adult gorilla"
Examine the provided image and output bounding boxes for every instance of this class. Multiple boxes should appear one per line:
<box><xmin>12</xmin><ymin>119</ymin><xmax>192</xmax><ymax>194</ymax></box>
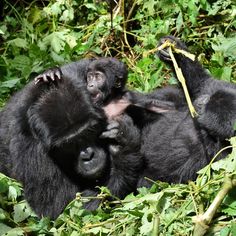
<box><xmin>125</xmin><ymin>36</ymin><xmax>236</xmax><ymax>186</ymax></box>
<box><xmin>0</xmin><ymin>58</ymin><xmax>142</xmax><ymax>219</ymax></box>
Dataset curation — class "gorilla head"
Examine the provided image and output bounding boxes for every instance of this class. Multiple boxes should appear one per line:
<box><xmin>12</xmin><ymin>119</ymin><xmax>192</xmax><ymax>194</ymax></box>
<box><xmin>86</xmin><ymin>58</ymin><xmax>128</xmax><ymax>105</ymax></box>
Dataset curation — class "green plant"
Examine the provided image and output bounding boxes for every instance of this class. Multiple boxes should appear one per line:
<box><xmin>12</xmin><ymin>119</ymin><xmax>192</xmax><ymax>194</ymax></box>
<box><xmin>0</xmin><ymin>0</ymin><xmax>235</xmax><ymax>235</ymax></box>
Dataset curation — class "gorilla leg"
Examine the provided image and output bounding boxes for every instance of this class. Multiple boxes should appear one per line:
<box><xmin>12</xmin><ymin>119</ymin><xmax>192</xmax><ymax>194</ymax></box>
<box><xmin>157</xmin><ymin>36</ymin><xmax>236</xmax><ymax>140</ymax></box>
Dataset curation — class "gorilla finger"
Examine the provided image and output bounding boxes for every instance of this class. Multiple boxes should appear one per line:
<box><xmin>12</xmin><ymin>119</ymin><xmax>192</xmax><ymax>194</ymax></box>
<box><xmin>55</xmin><ymin>70</ymin><xmax>62</xmax><ymax>80</ymax></box>
<box><xmin>106</xmin><ymin>121</ymin><xmax>120</xmax><ymax>130</ymax></box>
<box><xmin>34</xmin><ymin>77</ymin><xmax>48</xmax><ymax>84</ymax></box>
<box><xmin>100</xmin><ymin>128</ymin><xmax>119</xmax><ymax>139</ymax></box>
<box><xmin>49</xmin><ymin>71</ymin><xmax>55</xmax><ymax>81</ymax></box>
<box><xmin>42</xmin><ymin>74</ymin><xmax>49</xmax><ymax>83</ymax></box>
<box><xmin>109</xmin><ymin>145</ymin><xmax>121</xmax><ymax>155</ymax></box>
<box><xmin>34</xmin><ymin>77</ymin><xmax>40</xmax><ymax>84</ymax></box>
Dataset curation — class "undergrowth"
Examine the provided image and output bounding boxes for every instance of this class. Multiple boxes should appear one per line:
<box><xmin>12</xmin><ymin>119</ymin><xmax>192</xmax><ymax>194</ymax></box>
<box><xmin>0</xmin><ymin>0</ymin><xmax>235</xmax><ymax>235</ymax></box>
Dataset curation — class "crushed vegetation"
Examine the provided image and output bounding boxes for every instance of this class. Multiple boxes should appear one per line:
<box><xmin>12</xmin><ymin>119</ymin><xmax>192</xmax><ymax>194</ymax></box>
<box><xmin>0</xmin><ymin>0</ymin><xmax>235</xmax><ymax>235</ymax></box>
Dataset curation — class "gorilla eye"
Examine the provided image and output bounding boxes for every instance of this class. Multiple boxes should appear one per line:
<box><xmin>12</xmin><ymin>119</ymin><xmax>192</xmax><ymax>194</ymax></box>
<box><xmin>95</xmin><ymin>72</ymin><xmax>105</xmax><ymax>82</ymax></box>
<box><xmin>87</xmin><ymin>72</ymin><xmax>93</xmax><ymax>82</ymax></box>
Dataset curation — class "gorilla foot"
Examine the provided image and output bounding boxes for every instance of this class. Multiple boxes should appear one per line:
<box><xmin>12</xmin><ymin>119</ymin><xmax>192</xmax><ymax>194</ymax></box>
<box><xmin>157</xmin><ymin>35</ymin><xmax>188</xmax><ymax>62</ymax></box>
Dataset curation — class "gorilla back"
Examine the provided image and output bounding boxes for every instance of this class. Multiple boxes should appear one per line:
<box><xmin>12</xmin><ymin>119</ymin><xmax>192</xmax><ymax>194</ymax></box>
<box><xmin>0</xmin><ymin>60</ymin><xmax>107</xmax><ymax>219</ymax></box>
<box><xmin>0</xmin><ymin>57</ymin><xmax>143</xmax><ymax>219</ymax></box>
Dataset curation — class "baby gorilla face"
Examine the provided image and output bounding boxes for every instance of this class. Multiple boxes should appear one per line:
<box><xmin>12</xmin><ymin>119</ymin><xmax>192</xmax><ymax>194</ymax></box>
<box><xmin>86</xmin><ymin>70</ymin><xmax>106</xmax><ymax>105</ymax></box>
<box><xmin>76</xmin><ymin>146</ymin><xmax>108</xmax><ymax>180</ymax></box>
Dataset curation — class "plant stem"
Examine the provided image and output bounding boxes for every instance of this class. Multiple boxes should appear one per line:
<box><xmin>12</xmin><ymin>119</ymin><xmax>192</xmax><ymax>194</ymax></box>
<box><xmin>193</xmin><ymin>176</ymin><xmax>236</xmax><ymax>236</ymax></box>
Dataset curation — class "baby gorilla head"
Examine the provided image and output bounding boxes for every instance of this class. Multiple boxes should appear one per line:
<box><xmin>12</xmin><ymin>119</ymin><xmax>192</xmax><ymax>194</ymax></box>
<box><xmin>86</xmin><ymin>58</ymin><xmax>128</xmax><ymax>105</ymax></box>
<box><xmin>76</xmin><ymin>146</ymin><xmax>108</xmax><ymax>180</ymax></box>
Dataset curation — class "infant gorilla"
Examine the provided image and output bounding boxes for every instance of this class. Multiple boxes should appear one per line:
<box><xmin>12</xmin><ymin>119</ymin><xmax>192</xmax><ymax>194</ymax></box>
<box><xmin>0</xmin><ymin>57</ymin><xmax>142</xmax><ymax>219</ymax></box>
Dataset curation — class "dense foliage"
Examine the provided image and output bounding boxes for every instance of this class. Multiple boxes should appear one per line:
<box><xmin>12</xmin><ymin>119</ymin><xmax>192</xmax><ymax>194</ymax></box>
<box><xmin>0</xmin><ymin>0</ymin><xmax>235</xmax><ymax>235</ymax></box>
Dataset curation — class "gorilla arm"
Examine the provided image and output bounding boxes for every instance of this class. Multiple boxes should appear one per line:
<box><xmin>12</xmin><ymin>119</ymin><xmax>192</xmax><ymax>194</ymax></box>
<box><xmin>0</xmin><ymin>84</ymin><xmax>84</xmax><ymax>219</ymax></box>
<box><xmin>100</xmin><ymin>114</ymin><xmax>143</xmax><ymax>197</ymax></box>
<box><xmin>83</xmin><ymin>114</ymin><xmax>143</xmax><ymax>210</ymax></box>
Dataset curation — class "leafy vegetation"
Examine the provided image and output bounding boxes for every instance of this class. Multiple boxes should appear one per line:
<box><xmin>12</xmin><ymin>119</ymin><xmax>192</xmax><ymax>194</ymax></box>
<box><xmin>0</xmin><ymin>0</ymin><xmax>235</xmax><ymax>235</ymax></box>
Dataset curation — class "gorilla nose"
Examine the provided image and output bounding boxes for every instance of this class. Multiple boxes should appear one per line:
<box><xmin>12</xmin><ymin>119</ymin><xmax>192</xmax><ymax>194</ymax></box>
<box><xmin>80</xmin><ymin>147</ymin><xmax>94</xmax><ymax>161</ymax></box>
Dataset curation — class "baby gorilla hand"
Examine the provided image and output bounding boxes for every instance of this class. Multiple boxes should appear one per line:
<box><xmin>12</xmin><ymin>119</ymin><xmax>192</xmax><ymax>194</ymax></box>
<box><xmin>34</xmin><ymin>67</ymin><xmax>62</xmax><ymax>84</ymax></box>
<box><xmin>100</xmin><ymin>120</ymin><xmax>121</xmax><ymax>155</ymax></box>
<box><xmin>100</xmin><ymin>120</ymin><xmax>120</xmax><ymax>139</ymax></box>
<box><xmin>100</xmin><ymin>115</ymin><xmax>140</xmax><ymax>155</ymax></box>
<box><xmin>157</xmin><ymin>35</ymin><xmax>188</xmax><ymax>62</ymax></box>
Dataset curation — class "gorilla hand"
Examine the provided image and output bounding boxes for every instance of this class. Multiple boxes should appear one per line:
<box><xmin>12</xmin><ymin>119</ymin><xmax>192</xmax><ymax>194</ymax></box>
<box><xmin>34</xmin><ymin>67</ymin><xmax>62</xmax><ymax>84</ymax></box>
<box><xmin>100</xmin><ymin>115</ymin><xmax>140</xmax><ymax>155</ymax></box>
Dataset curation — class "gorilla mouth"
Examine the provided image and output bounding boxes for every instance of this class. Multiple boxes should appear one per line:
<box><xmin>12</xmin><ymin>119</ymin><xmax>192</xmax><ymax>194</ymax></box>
<box><xmin>77</xmin><ymin>149</ymin><xmax>108</xmax><ymax>180</ymax></box>
<box><xmin>91</xmin><ymin>92</ymin><xmax>102</xmax><ymax>103</ymax></box>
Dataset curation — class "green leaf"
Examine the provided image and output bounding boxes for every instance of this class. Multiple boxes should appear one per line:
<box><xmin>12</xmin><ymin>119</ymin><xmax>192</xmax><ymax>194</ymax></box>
<box><xmin>211</xmin><ymin>137</ymin><xmax>236</xmax><ymax>173</ymax></box>
<box><xmin>221</xmin><ymin>67</ymin><xmax>232</xmax><ymax>81</ymax></box>
<box><xmin>0</xmin><ymin>79</ymin><xmax>20</xmax><ymax>89</ymax></box>
<box><xmin>211</xmin><ymin>52</ymin><xmax>224</xmax><ymax>66</ymax></box>
<box><xmin>59</xmin><ymin>9</ymin><xmax>74</xmax><ymax>22</ymax></box>
<box><xmin>220</xmin><ymin>226</ymin><xmax>230</xmax><ymax>236</ymax></box>
<box><xmin>41</xmin><ymin>31</ymin><xmax>68</xmax><ymax>53</ymax></box>
<box><xmin>176</xmin><ymin>11</ymin><xmax>183</xmax><ymax>32</ymax></box>
<box><xmin>143</xmin><ymin>0</ymin><xmax>156</xmax><ymax>15</ymax></box>
<box><xmin>51</xmin><ymin>2</ymin><xmax>62</xmax><ymax>16</ymax></box>
<box><xmin>2</xmin><ymin>228</ymin><xmax>24</xmax><ymax>236</ymax></box>
<box><xmin>222</xmin><ymin>188</ymin><xmax>236</xmax><ymax>217</ymax></box>
<box><xmin>8</xmin><ymin>38</ymin><xmax>28</xmax><ymax>49</ymax></box>
<box><xmin>0</xmin><ymin>178</ymin><xmax>9</xmax><ymax>193</ymax></box>
<box><xmin>231</xmin><ymin>222</ymin><xmax>236</xmax><ymax>235</ymax></box>
<box><xmin>10</xmin><ymin>55</ymin><xmax>31</xmax><ymax>71</ymax></box>
<box><xmin>13</xmin><ymin>202</ymin><xmax>32</xmax><ymax>223</ymax></box>
<box><xmin>0</xmin><ymin>209</ymin><xmax>7</xmax><ymax>220</ymax></box>
<box><xmin>28</xmin><ymin>7</ymin><xmax>42</xmax><ymax>24</ymax></box>
<box><xmin>8</xmin><ymin>186</ymin><xmax>18</xmax><ymax>200</ymax></box>
<box><xmin>212</xmin><ymin>36</ymin><xmax>236</xmax><ymax>59</ymax></box>
<box><xmin>233</xmin><ymin>122</ymin><xmax>236</xmax><ymax>131</ymax></box>
<box><xmin>84</xmin><ymin>3</ymin><xmax>97</xmax><ymax>11</ymax></box>
<box><xmin>86</xmin><ymin>226</ymin><xmax>110</xmax><ymax>234</ymax></box>
<box><xmin>0</xmin><ymin>223</ymin><xmax>12</xmax><ymax>235</ymax></box>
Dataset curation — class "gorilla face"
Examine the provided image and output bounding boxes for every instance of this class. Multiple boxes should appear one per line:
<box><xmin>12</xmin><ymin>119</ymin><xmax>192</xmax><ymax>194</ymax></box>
<box><xmin>86</xmin><ymin>70</ymin><xmax>107</xmax><ymax>105</ymax></box>
<box><xmin>76</xmin><ymin>146</ymin><xmax>108</xmax><ymax>180</ymax></box>
<box><xmin>86</xmin><ymin>58</ymin><xmax>128</xmax><ymax>106</ymax></box>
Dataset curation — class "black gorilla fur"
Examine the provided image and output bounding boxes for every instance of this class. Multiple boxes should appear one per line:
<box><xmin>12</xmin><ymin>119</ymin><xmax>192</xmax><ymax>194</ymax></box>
<box><xmin>126</xmin><ymin>36</ymin><xmax>236</xmax><ymax>186</ymax></box>
<box><xmin>1</xmin><ymin>36</ymin><xmax>235</xmax><ymax>218</ymax></box>
<box><xmin>0</xmin><ymin>58</ymin><xmax>142</xmax><ymax>219</ymax></box>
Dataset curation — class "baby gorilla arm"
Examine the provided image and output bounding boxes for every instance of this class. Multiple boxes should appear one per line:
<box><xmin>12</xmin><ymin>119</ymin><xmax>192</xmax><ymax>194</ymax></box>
<box><xmin>100</xmin><ymin>114</ymin><xmax>143</xmax><ymax>197</ymax></box>
<box><xmin>83</xmin><ymin>114</ymin><xmax>143</xmax><ymax>210</ymax></box>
